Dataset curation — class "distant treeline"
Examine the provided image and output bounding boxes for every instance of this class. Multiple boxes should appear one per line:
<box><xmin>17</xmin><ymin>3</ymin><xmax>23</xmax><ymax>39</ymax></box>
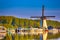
<box><xmin>0</xmin><ymin>16</ymin><xmax>60</xmax><ymax>28</ymax></box>
<box><xmin>0</xmin><ymin>16</ymin><xmax>60</xmax><ymax>40</ymax></box>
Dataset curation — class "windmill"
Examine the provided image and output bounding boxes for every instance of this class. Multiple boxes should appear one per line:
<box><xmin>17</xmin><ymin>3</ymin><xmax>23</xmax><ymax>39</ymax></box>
<box><xmin>30</xmin><ymin>5</ymin><xmax>55</xmax><ymax>29</ymax></box>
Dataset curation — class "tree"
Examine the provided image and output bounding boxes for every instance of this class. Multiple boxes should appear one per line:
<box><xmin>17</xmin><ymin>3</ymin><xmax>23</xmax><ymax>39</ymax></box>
<box><xmin>0</xmin><ymin>19</ymin><xmax>7</xmax><ymax>24</ymax></box>
<box><xmin>11</xmin><ymin>18</ymin><xmax>15</xmax><ymax>26</ymax></box>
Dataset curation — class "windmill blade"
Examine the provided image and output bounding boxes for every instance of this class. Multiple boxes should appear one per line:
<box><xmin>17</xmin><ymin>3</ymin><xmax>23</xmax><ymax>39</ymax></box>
<box><xmin>45</xmin><ymin>16</ymin><xmax>55</xmax><ymax>17</ymax></box>
<box><xmin>30</xmin><ymin>16</ymin><xmax>41</xmax><ymax>18</ymax></box>
<box><xmin>44</xmin><ymin>16</ymin><xmax>55</xmax><ymax>19</ymax></box>
<box><xmin>42</xmin><ymin>5</ymin><xmax>44</xmax><ymax>17</ymax></box>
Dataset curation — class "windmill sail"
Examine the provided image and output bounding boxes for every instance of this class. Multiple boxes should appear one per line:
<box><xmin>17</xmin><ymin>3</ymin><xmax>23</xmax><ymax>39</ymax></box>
<box><xmin>30</xmin><ymin>5</ymin><xmax>55</xmax><ymax>28</ymax></box>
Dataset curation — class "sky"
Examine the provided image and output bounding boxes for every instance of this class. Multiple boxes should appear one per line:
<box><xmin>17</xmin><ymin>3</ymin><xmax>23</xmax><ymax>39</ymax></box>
<box><xmin>0</xmin><ymin>0</ymin><xmax>60</xmax><ymax>21</ymax></box>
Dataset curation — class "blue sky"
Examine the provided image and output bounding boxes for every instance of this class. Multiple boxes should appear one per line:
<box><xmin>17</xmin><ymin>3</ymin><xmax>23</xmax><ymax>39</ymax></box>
<box><xmin>0</xmin><ymin>0</ymin><xmax>60</xmax><ymax>21</ymax></box>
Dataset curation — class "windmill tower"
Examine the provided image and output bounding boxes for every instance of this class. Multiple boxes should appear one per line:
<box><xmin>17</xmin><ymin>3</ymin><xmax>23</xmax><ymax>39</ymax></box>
<box><xmin>30</xmin><ymin>5</ymin><xmax>55</xmax><ymax>29</ymax></box>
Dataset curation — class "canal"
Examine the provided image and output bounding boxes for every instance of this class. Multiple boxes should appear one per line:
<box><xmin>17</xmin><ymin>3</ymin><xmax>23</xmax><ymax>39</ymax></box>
<box><xmin>1</xmin><ymin>29</ymin><xmax>60</xmax><ymax>40</ymax></box>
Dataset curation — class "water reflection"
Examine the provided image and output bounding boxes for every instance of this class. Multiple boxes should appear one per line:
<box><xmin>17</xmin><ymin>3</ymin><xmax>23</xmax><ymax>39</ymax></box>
<box><xmin>0</xmin><ymin>28</ymin><xmax>60</xmax><ymax>40</ymax></box>
<box><xmin>48</xmin><ymin>38</ymin><xmax>60</xmax><ymax>40</ymax></box>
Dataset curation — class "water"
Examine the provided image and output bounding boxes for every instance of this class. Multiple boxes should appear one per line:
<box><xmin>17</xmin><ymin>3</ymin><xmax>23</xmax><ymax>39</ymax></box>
<box><xmin>48</xmin><ymin>38</ymin><xmax>60</xmax><ymax>40</ymax></box>
<box><xmin>0</xmin><ymin>29</ymin><xmax>60</xmax><ymax>40</ymax></box>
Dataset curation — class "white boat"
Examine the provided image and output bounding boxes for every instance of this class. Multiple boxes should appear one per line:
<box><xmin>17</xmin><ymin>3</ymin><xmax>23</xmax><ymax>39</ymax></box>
<box><xmin>0</xmin><ymin>26</ymin><xmax>7</xmax><ymax>39</ymax></box>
